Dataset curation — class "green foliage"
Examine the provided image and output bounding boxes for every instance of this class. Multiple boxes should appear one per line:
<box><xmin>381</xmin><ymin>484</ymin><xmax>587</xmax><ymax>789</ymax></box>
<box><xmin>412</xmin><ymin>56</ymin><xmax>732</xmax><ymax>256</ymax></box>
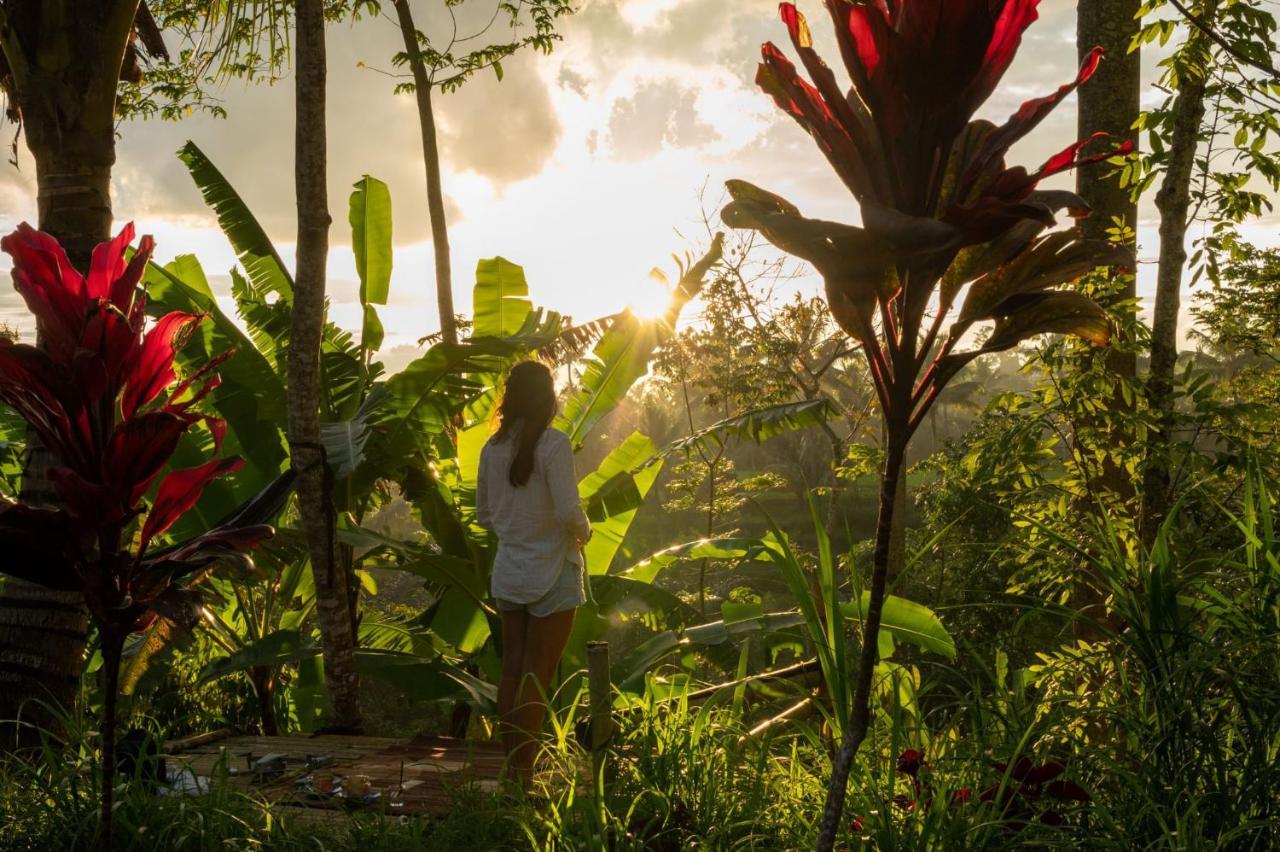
<box><xmin>387</xmin><ymin>0</ymin><xmax>575</xmax><ymax>95</ymax></box>
<box><xmin>1192</xmin><ymin>234</ymin><xmax>1280</xmax><ymax>362</ymax></box>
<box><xmin>1133</xmin><ymin>0</ymin><xmax>1280</xmax><ymax>282</ymax></box>
<box><xmin>176</xmin><ymin>141</ymin><xmax>294</xmax><ymax>305</ymax></box>
<box><xmin>0</xmin><ymin>397</ymin><xmax>23</xmax><ymax>498</ymax></box>
<box><xmin>350</xmin><ymin>175</ymin><xmax>393</xmax><ymax>354</ymax></box>
<box><xmin>116</xmin><ymin>1</ymin><xmax>293</xmax><ymax>123</ymax></box>
<box><xmin>472</xmin><ymin>256</ymin><xmax>533</xmax><ymax>339</ymax></box>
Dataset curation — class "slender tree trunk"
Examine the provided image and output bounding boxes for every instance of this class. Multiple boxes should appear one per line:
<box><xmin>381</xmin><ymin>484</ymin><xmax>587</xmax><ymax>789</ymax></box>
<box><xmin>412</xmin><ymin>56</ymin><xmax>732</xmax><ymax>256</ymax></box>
<box><xmin>815</xmin><ymin>434</ymin><xmax>905</xmax><ymax>852</ymax></box>
<box><xmin>289</xmin><ymin>0</ymin><xmax>362</xmax><ymax>731</ymax></box>
<box><xmin>1141</xmin><ymin>9</ymin><xmax>1214</xmax><ymax>541</ymax></box>
<box><xmin>97</xmin><ymin>628</ymin><xmax>124</xmax><ymax>852</ymax></box>
<box><xmin>699</xmin><ymin>456</ymin><xmax>718</xmax><ymax>617</ymax></box>
<box><xmin>888</xmin><ymin>457</ymin><xmax>907</xmax><ymax>581</ymax></box>
<box><xmin>392</xmin><ymin>0</ymin><xmax>456</xmax><ymax>345</ymax></box>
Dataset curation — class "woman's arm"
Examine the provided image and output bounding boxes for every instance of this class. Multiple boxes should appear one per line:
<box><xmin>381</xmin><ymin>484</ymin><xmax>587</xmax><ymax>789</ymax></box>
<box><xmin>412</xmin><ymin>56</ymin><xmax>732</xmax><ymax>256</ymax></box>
<box><xmin>546</xmin><ymin>434</ymin><xmax>592</xmax><ymax>545</ymax></box>
<box><xmin>475</xmin><ymin>444</ymin><xmax>494</xmax><ymax>533</ymax></box>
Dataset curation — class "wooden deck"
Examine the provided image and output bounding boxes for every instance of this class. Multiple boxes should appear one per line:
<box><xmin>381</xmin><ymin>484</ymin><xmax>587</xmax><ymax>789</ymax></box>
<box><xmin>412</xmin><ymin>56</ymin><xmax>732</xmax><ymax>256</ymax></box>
<box><xmin>163</xmin><ymin>732</ymin><xmax>505</xmax><ymax>816</ymax></box>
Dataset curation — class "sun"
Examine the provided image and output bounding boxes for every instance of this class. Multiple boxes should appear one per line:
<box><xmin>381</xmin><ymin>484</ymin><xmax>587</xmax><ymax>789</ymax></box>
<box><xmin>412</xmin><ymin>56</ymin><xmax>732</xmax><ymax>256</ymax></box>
<box><xmin>627</xmin><ymin>270</ymin><xmax>673</xmax><ymax>320</ymax></box>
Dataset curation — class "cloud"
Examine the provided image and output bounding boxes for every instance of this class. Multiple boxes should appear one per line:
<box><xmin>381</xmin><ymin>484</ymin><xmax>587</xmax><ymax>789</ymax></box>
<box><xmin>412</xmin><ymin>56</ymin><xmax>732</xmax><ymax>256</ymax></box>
<box><xmin>558</xmin><ymin>65</ymin><xmax>590</xmax><ymax>97</ymax></box>
<box><xmin>435</xmin><ymin>53</ymin><xmax>562</xmax><ymax>186</ymax></box>
<box><xmin>606</xmin><ymin>80</ymin><xmax>719</xmax><ymax>160</ymax></box>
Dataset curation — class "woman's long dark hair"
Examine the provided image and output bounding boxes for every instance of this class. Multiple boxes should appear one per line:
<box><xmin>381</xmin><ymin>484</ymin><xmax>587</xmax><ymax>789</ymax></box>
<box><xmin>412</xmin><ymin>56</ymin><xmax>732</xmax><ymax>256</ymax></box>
<box><xmin>493</xmin><ymin>360</ymin><xmax>557</xmax><ymax>487</ymax></box>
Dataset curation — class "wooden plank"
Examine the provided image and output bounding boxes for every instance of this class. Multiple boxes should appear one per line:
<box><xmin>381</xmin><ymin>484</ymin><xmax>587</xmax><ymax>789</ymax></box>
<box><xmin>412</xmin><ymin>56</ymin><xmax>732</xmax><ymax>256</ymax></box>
<box><xmin>163</xmin><ymin>732</ymin><xmax>507</xmax><ymax>816</ymax></box>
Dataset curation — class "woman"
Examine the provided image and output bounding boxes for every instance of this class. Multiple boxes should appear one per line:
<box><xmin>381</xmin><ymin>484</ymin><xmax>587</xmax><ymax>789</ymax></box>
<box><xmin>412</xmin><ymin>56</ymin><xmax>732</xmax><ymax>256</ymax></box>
<box><xmin>475</xmin><ymin>360</ymin><xmax>591</xmax><ymax>790</ymax></box>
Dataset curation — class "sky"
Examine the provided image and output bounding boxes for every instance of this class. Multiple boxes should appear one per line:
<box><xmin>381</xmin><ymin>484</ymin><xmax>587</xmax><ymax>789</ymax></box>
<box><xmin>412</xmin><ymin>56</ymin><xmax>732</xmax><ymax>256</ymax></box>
<box><xmin>1</xmin><ymin>0</ymin><xmax>1274</xmax><ymax>371</ymax></box>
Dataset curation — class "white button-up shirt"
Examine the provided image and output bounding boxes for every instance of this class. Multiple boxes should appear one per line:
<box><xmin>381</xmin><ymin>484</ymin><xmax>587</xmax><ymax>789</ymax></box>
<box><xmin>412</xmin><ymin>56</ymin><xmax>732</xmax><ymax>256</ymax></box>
<box><xmin>476</xmin><ymin>427</ymin><xmax>592</xmax><ymax>604</ymax></box>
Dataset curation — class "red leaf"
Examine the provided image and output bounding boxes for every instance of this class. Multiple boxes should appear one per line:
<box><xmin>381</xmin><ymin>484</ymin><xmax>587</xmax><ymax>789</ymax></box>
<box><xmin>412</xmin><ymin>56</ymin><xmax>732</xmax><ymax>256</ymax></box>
<box><xmin>0</xmin><ymin>341</ymin><xmax>86</xmax><ymax>468</ymax></box>
<box><xmin>1045</xmin><ymin>780</ymin><xmax>1090</xmax><ymax>802</ymax></box>
<box><xmin>974</xmin><ymin>0</ymin><xmax>1040</xmax><ymax>104</ymax></box>
<box><xmin>105</xmin><ymin>412</ymin><xmax>190</xmax><ymax>505</ymax></box>
<box><xmin>140</xmin><ymin>456</ymin><xmax>244</xmax><ymax>551</ymax></box>
<box><xmin>1034</xmin><ymin>134</ymin><xmax>1135</xmax><ymax>183</ymax></box>
<box><xmin>1023</xmin><ymin>761</ymin><xmax>1066</xmax><ymax>784</ymax></box>
<box><xmin>1</xmin><ymin>223</ymin><xmax>88</xmax><ymax>359</ymax></box>
<box><xmin>777</xmin><ymin>4</ymin><xmax>883</xmax><ymax>200</ymax></box>
<box><xmin>165</xmin><ymin>348</ymin><xmax>232</xmax><ymax>415</ymax></box>
<box><xmin>86</xmin><ymin>223</ymin><xmax>135</xmax><ymax>301</ymax></box>
<box><xmin>896</xmin><ymin>749</ymin><xmax>925</xmax><ymax>777</ymax></box>
<box><xmin>152</xmin><ymin>524</ymin><xmax>275</xmax><ymax>564</ymax></box>
<box><xmin>847</xmin><ymin>3</ymin><xmax>886</xmax><ymax>80</ymax></box>
<box><xmin>78</xmin><ymin>301</ymin><xmax>138</xmax><ymax>403</ymax></box>
<box><xmin>206</xmin><ymin>416</ymin><xmax>228</xmax><ymax>452</ymax></box>
<box><xmin>963</xmin><ymin>47</ymin><xmax>1108</xmax><ymax>195</ymax></box>
<box><xmin>114</xmin><ymin>234</ymin><xmax>155</xmax><ymax>315</ymax></box>
<box><xmin>49</xmin><ymin>466</ymin><xmax>122</xmax><ymax>527</ymax></box>
<box><xmin>120</xmin><ymin>312</ymin><xmax>201</xmax><ymax>419</ymax></box>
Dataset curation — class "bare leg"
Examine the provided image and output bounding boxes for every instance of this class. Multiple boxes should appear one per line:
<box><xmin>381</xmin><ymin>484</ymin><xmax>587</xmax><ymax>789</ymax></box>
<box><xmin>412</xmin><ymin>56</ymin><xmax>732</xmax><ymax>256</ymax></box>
<box><xmin>511</xmin><ymin>607</ymin><xmax>576</xmax><ymax>789</ymax></box>
<box><xmin>497</xmin><ymin>607</ymin><xmax>528</xmax><ymax>785</ymax></box>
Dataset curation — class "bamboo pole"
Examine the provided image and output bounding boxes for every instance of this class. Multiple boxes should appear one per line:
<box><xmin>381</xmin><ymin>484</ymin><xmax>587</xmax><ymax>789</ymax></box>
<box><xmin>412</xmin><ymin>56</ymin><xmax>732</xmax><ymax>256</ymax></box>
<box><xmin>162</xmin><ymin>728</ymin><xmax>234</xmax><ymax>754</ymax></box>
<box><xmin>676</xmin><ymin>657</ymin><xmax>819</xmax><ymax>706</ymax></box>
<box><xmin>744</xmin><ymin>697</ymin><xmax>814</xmax><ymax>740</ymax></box>
<box><xmin>586</xmin><ymin>641</ymin><xmax>612</xmax><ymax>787</ymax></box>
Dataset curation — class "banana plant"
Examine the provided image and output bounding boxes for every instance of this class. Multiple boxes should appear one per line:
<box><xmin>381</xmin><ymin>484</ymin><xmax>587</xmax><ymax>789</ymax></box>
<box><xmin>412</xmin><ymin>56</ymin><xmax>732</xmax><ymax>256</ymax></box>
<box><xmin>146</xmin><ymin>144</ymin><xmax>694</xmax><ymax>712</ymax></box>
<box><xmin>154</xmin><ymin>142</ymin><xmax>855</xmax><ymax>720</ymax></box>
<box><xmin>606</xmin><ymin>501</ymin><xmax>955</xmax><ymax>707</ymax></box>
<box><xmin>196</xmin><ymin>537</ymin><xmax>315</xmax><ymax>736</ymax></box>
<box><xmin>415</xmin><ymin>238</ymin><xmax>863</xmax><ymax>687</ymax></box>
<box><xmin>145</xmin><ymin>144</ymin><xmax>518</xmax><ymax>714</ymax></box>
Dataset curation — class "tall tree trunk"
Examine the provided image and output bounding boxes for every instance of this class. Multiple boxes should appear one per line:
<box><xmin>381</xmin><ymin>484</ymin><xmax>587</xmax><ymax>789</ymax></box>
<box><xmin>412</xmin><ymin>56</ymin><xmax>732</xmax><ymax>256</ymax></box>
<box><xmin>392</xmin><ymin>0</ymin><xmax>456</xmax><ymax>345</ymax></box>
<box><xmin>1077</xmin><ymin>0</ymin><xmax>1142</xmax><ymax>263</ymax></box>
<box><xmin>1072</xmin><ymin>0</ymin><xmax>1142</xmax><ymax>640</ymax></box>
<box><xmin>0</xmin><ymin>0</ymin><xmax>139</xmax><ymax>739</ymax></box>
<box><xmin>1076</xmin><ymin>0</ymin><xmax>1142</xmax><ymax>415</ymax></box>
<box><xmin>815</xmin><ymin>432</ymin><xmax>906</xmax><ymax>852</ymax></box>
<box><xmin>1141</xmin><ymin>8</ymin><xmax>1215</xmax><ymax>541</ymax></box>
<box><xmin>289</xmin><ymin>0</ymin><xmax>362</xmax><ymax>731</ymax></box>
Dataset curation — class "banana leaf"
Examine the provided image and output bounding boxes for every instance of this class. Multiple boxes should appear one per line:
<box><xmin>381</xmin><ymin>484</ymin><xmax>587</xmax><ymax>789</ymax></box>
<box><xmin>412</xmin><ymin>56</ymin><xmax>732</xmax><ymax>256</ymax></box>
<box><xmin>350</xmin><ymin>175</ymin><xmax>393</xmax><ymax>354</ymax></box>
<box><xmin>178</xmin><ymin>140</ymin><xmax>293</xmax><ymax>304</ymax></box>
<box><xmin>473</xmin><ymin>256</ymin><xmax>533</xmax><ymax>339</ymax></box>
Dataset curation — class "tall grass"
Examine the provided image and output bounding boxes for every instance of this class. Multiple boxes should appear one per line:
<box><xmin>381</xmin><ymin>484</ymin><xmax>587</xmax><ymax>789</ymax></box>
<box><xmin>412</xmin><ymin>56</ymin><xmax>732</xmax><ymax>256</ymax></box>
<box><xmin>3</xmin><ymin>469</ymin><xmax>1276</xmax><ymax>850</ymax></box>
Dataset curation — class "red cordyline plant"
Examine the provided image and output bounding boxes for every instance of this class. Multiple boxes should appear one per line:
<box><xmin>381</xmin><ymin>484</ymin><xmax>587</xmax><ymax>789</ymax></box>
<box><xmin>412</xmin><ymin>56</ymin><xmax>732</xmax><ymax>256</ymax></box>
<box><xmin>719</xmin><ymin>1</ymin><xmax>1133</xmax><ymax>847</ymax></box>
<box><xmin>0</xmin><ymin>223</ymin><xmax>291</xmax><ymax>845</ymax></box>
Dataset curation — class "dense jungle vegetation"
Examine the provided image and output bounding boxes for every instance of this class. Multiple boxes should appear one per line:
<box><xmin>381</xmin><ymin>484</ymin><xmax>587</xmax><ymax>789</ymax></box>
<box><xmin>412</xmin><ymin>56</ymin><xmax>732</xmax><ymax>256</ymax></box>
<box><xmin>1</xmin><ymin>0</ymin><xmax>1279</xmax><ymax>849</ymax></box>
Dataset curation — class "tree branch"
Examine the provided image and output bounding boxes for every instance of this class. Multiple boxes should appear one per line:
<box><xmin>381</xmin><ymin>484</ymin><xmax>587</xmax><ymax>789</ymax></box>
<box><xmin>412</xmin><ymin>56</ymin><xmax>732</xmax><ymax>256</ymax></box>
<box><xmin>1166</xmin><ymin>0</ymin><xmax>1280</xmax><ymax>81</ymax></box>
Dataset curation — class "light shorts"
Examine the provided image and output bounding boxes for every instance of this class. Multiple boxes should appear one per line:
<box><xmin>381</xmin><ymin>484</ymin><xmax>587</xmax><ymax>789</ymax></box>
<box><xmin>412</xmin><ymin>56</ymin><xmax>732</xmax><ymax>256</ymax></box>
<box><xmin>495</xmin><ymin>560</ymin><xmax>586</xmax><ymax>618</ymax></box>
